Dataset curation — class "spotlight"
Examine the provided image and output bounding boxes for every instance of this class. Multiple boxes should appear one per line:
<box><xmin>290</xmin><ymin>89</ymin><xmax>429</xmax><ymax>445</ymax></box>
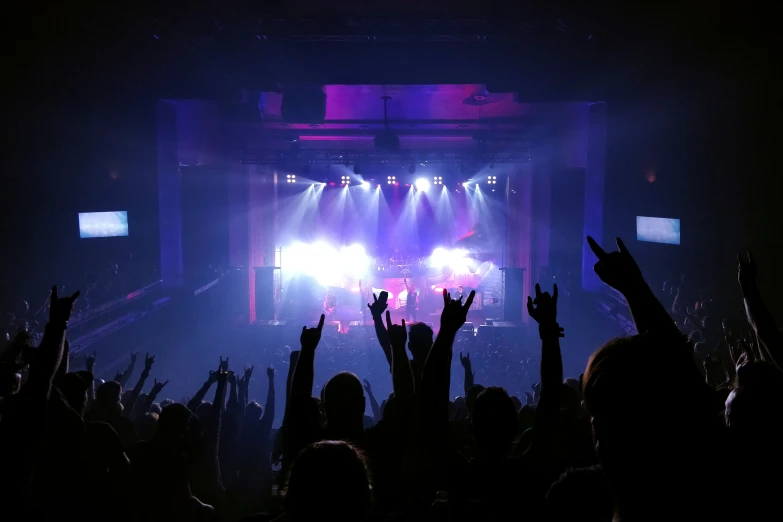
<box><xmin>361</xmin><ymin>181</ymin><xmax>369</xmax><ymax>189</ymax></box>
<box><xmin>286</xmin><ymin>174</ymin><xmax>296</xmax><ymax>183</ymax></box>
<box><xmin>408</xmin><ymin>164</ymin><xmax>416</xmax><ymax>175</ymax></box>
<box><xmin>433</xmin><ymin>176</ymin><xmax>443</xmax><ymax>185</ymax></box>
<box><xmin>387</xmin><ymin>175</ymin><xmax>396</xmax><ymax>185</ymax></box>
<box><xmin>353</xmin><ymin>165</ymin><xmax>362</xmax><ymax>175</ymax></box>
<box><xmin>487</xmin><ymin>175</ymin><xmax>497</xmax><ymax>185</ymax></box>
<box><xmin>341</xmin><ymin>175</ymin><xmax>351</xmax><ymax>186</ymax></box>
<box><xmin>415</xmin><ymin>178</ymin><xmax>430</xmax><ymax>191</ymax></box>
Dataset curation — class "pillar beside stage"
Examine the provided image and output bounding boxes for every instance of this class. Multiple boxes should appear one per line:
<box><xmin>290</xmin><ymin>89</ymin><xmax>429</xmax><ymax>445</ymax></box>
<box><xmin>247</xmin><ymin>165</ymin><xmax>277</xmax><ymax>322</ymax></box>
<box><xmin>505</xmin><ymin>162</ymin><xmax>534</xmax><ymax>324</ymax></box>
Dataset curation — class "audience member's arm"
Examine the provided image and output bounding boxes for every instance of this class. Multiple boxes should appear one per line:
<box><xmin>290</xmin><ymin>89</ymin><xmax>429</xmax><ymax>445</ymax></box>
<box><xmin>363</xmin><ymin>378</ymin><xmax>383</xmax><ymax>422</ymax></box>
<box><xmin>118</xmin><ymin>352</ymin><xmax>137</xmax><ymax>388</ymax></box>
<box><xmin>387</xmin><ymin>313</ymin><xmax>415</xmax><ymax>405</ymax></box>
<box><xmin>138</xmin><ymin>378</ymin><xmax>168</xmax><ymax>413</ymax></box>
<box><xmin>587</xmin><ymin>237</ymin><xmax>681</xmax><ymax>340</ymax></box>
<box><xmin>459</xmin><ymin>351</ymin><xmax>475</xmax><ymax>396</ymax></box>
<box><xmin>525</xmin><ymin>284</ymin><xmax>564</xmax><ymax>469</ymax></box>
<box><xmin>738</xmin><ymin>253</ymin><xmax>783</xmax><ymax>370</ymax></box>
<box><xmin>54</xmin><ymin>338</ymin><xmax>70</xmax><ymax>379</ymax></box>
<box><xmin>122</xmin><ymin>353</ymin><xmax>153</xmax><ymax>418</ymax></box>
<box><xmin>25</xmin><ymin>288</ymin><xmax>79</xmax><ymax>404</ymax></box>
<box><xmin>290</xmin><ymin>315</ymin><xmax>325</xmax><ymax>403</ymax></box>
<box><xmin>368</xmin><ymin>292</ymin><xmax>393</xmax><ymax>369</ymax></box>
<box><xmin>85</xmin><ymin>350</ymin><xmax>96</xmax><ymax>405</ymax></box>
<box><xmin>187</xmin><ymin>372</ymin><xmax>217</xmax><ymax>412</ymax></box>
<box><xmin>259</xmin><ymin>367</ymin><xmax>276</xmax><ymax>435</ymax></box>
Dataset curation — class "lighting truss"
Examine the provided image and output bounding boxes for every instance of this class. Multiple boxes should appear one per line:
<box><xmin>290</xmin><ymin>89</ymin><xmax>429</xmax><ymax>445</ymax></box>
<box><xmin>240</xmin><ymin>148</ymin><xmax>531</xmax><ymax>165</ymax></box>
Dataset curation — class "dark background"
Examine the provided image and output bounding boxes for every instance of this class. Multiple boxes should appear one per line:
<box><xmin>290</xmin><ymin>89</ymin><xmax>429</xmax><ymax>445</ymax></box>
<box><xmin>1</xmin><ymin>2</ymin><xmax>777</xmax><ymax>315</ymax></box>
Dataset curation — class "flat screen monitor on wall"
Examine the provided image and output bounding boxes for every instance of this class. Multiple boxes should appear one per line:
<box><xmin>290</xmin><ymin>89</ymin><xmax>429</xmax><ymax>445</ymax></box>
<box><xmin>636</xmin><ymin>216</ymin><xmax>680</xmax><ymax>245</ymax></box>
<box><xmin>79</xmin><ymin>211</ymin><xmax>129</xmax><ymax>238</ymax></box>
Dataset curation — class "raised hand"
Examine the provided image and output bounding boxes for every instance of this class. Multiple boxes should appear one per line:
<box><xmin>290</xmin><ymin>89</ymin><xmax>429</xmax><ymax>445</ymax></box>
<box><xmin>441</xmin><ymin>289</ymin><xmax>475</xmax><ymax>332</ymax></box>
<box><xmin>368</xmin><ymin>291</ymin><xmax>389</xmax><ymax>319</ymax></box>
<box><xmin>527</xmin><ymin>283</ymin><xmax>564</xmax><ymax>337</ymax></box>
<box><xmin>227</xmin><ymin>371</ymin><xmax>237</xmax><ymax>385</ymax></box>
<box><xmin>459</xmin><ymin>351</ymin><xmax>471</xmax><ymax>368</ymax></box>
<box><xmin>244</xmin><ymin>365</ymin><xmax>254</xmax><ymax>382</ymax></box>
<box><xmin>362</xmin><ymin>378</ymin><xmax>372</xmax><ymax>393</ymax></box>
<box><xmin>49</xmin><ymin>286</ymin><xmax>80</xmax><ymax>324</ymax></box>
<box><xmin>737</xmin><ymin>252</ymin><xmax>757</xmax><ymax>292</ymax></box>
<box><xmin>300</xmin><ymin>314</ymin><xmax>326</xmax><ymax>351</ymax></box>
<box><xmin>151</xmin><ymin>378</ymin><xmax>169</xmax><ymax>395</ymax></box>
<box><xmin>586</xmin><ymin>236</ymin><xmax>644</xmax><ymax>294</ymax></box>
<box><xmin>113</xmin><ymin>371</ymin><xmax>124</xmax><ymax>383</ymax></box>
<box><xmin>130</xmin><ymin>352</ymin><xmax>139</xmax><ymax>365</ymax></box>
<box><xmin>86</xmin><ymin>350</ymin><xmax>96</xmax><ymax>369</ymax></box>
<box><xmin>144</xmin><ymin>352</ymin><xmax>155</xmax><ymax>371</ymax></box>
<box><xmin>527</xmin><ymin>284</ymin><xmax>559</xmax><ymax>324</ymax></box>
<box><xmin>267</xmin><ymin>366</ymin><xmax>275</xmax><ymax>379</ymax></box>
<box><xmin>219</xmin><ymin>356</ymin><xmax>230</xmax><ymax>372</ymax></box>
<box><xmin>385</xmin><ymin>310</ymin><xmax>407</xmax><ymax>348</ymax></box>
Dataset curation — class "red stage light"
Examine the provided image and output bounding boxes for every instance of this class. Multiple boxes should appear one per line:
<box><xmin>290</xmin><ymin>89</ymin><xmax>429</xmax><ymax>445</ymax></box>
<box><xmin>329</xmin><ymin>182</ymin><xmax>335</xmax><ymax>186</ymax></box>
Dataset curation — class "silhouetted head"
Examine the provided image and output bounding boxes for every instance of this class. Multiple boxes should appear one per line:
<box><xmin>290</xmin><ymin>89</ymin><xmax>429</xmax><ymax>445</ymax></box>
<box><xmin>195</xmin><ymin>401</ymin><xmax>212</xmax><ymax>423</ymax></box>
<box><xmin>0</xmin><ymin>364</ymin><xmax>22</xmax><ymax>397</ymax></box>
<box><xmin>545</xmin><ymin>466</ymin><xmax>613</xmax><ymax>522</ymax></box>
<box><xmin>584</xmin><ymin>334</ymin><xmax>716</xmax><ymax>507</ymax></box>
<box><xmin>458</xmin><ymin>285</ymin><xmax>464</xmax><ymax>293</ymax></box>
<box><xmin>408</xmin><ymin>322</ymin><xmax>433</xmax><ymax>360</ymax></box>
<box><xmin>285</xmin><ymin>441</ymin><xmax>373</xmax><ymax>522</ymax></box>
<box><xmin>159</xmin><ymin>398</ymin><xmax>174</xmax><ymax>409</ymax></box>
<box><xmin>96</xmin><ymin>381</ymin><xmax>123</xmax><ymax>414</ymax></box>
<box><xmin>465</xmin><ymin>384</ymin><xmax>485</xmax><ymax>417</ymax></box>
<box><xmin>244</xmin><ymin>400</ymin><xmax>263</xmax><ymax>423</ymax></box>
<box><xmin>135</xmin><ymin>412</ymin><xmax>159</xmax><ymax>441</ymax></box>
<box><xmin>471</xmin><ymin>387</ymin><xmax>518</xmax><ymax>459</ymax></box>
<box><xmin>156</xmin><ymin>403</ymin><xmax>192</xmax><ymax>442</ymax></box>
<box><xmin>452</xmin><ymin>396</ymin><xmax>468</xmax><ymax>419</ymax></box>
<box><xmin>324</xmin><ymin>372</ymin><xmax>366</xmax><ymax>431</ymax></box>
<box><xmin>54</xmin><ymin>371</ymin><xmax>93</xmax><ymax>415</ymax></box>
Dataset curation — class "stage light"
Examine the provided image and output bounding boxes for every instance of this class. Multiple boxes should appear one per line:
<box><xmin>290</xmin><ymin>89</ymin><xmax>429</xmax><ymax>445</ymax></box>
<box><xmin>341</xmin><ymin>175</ymin><xmax>351</xmax><ymax>186</ymax></box>
<box><xmin>415</xmin><ymin>178</ymin><xmax>430</xmax><ymax>191</ymax></box>
<box><xmin>433</xmin><ymin>176</ymin><xmax>443</xmax><ymax>185</ymax></box>
<box><xmin>286</xmin><ymin>174</ymin><xmax>296</xmax><ymax>183</ymax></box>
<box><xmin>487</xmin><ymin>175</ymin><xmax>497</xmax><ymax>185</ymax></box>
<box><xmin>361</xmin><ymin>181</ymin><xmax>370</xmax><ymax>189</ymax></box>
<box><xmin>387</xmin><ymin>175</ymin><xmax>396</xmax><ymax>185</ymax></box>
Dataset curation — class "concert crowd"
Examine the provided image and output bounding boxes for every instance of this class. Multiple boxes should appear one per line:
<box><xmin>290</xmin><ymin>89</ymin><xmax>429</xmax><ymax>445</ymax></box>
<box><xmin>1</xmin><ymin>236</ymin><xmax>780</xmax><ymax>522</ymax></box>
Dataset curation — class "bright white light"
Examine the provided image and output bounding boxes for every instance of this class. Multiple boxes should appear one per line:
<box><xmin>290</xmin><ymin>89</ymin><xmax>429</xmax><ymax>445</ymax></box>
<box><xmin>283</xmin><ymin>241</ymin><xmax>371</xmax><ymax>287</ymax></box>
<box><xmin>361</xmin><ymin>181</ymin><xmax>370</xmax><ymax>189</ymax></box>
<box><xmin>433</xmin><ymin>176</ymin><xmax>443</xmax><ymax>185</ymax></box>
<box><xmin>415</xmin><ymin>178</ymin><xmax>430</xmax><ymax>191</ymax></box>
<box><xmin>429</xmin><ymin>247</ymin><xmax>471</xmax><ymax>274</ymax></box>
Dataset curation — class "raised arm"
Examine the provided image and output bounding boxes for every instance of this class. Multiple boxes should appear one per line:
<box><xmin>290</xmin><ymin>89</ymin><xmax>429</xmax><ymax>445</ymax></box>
<box><xmin>118</xmin><ymin>352</ymin><xmax>138</xmax><ymax>388</ymax></box>
<box><xmin>524</xmin><ymin>284</ymin><xmax>564</xmax><ymax>468</ymax></box>
<box><xmin>738</xmin><ymin>253</ymin><xmax>783</xmax><ymax>370</ymax></box>
<box><xmin>25</xmin><ymin>287</ymin><xmax>79</xmax><ymax>404</ymax></box>
<box><xmin>260</xmin><ymin>366</ymin><xmax>276</xmax><ymax>434</ymax></box>
<box><xmin>420</xmin><ymin>290</ymin><xmax>475</xmax><ymax>426</ymax></box>
<box><xmin>587</xmin><ymin>236</ymin><xmax>680</xmax><ymax>340</ymax></box>
<box><xmin>187</xmin><ymin>371</ymin><xmax>217</xmax><ymax>412</ymax></box>
<box><xmin>387</xmin><ymin>312</ymin><xmax>415</xmax><ymax>404</ymax></box>
<box><xmin>290</xmin><ymin>315</ymin><xmax>325</xmax><ymax>403</ymax></box>
<box><xmin>122</xmin><ymin>353</ymin><xmax>153</xmax><ymax>418</ymax></box>
<box><xmin>459</xmin><ymin>351</ymin><xmax>475</xmax><ymax>396</ymax></box>
<box><xmin>368</xmin><ymin>292</ymin><xmax>393</xmax><ymax>369</ymax></box>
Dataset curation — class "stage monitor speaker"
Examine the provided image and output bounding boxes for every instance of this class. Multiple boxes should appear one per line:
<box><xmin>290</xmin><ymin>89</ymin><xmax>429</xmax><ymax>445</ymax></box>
<box><xmin>502</xmin><ymin>267</ymin><xmax>526</xmax><ymax>322</ymax></box>
<box><xmin>254</xmin><ymin>267</ymin><xmax>275</xmax><ymax>321</ymax></box>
